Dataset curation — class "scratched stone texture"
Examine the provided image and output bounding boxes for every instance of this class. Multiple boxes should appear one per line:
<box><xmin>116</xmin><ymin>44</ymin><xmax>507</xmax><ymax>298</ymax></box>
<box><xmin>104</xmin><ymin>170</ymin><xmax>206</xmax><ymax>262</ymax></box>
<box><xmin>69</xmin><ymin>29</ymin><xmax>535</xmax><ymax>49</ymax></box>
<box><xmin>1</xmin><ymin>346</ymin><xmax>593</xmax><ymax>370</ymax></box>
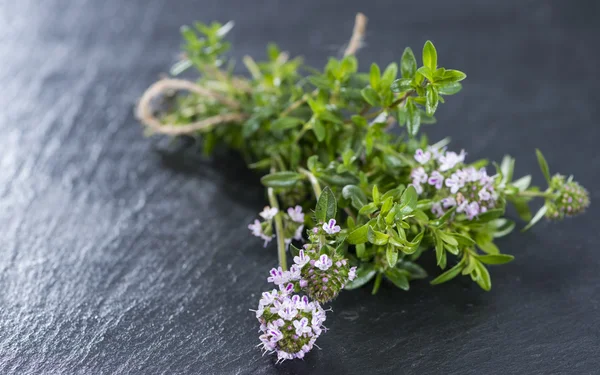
<box><xmin>0</xmin><ymin>0</ymin><xmax>599</xmax><ymax>374</ymax></box>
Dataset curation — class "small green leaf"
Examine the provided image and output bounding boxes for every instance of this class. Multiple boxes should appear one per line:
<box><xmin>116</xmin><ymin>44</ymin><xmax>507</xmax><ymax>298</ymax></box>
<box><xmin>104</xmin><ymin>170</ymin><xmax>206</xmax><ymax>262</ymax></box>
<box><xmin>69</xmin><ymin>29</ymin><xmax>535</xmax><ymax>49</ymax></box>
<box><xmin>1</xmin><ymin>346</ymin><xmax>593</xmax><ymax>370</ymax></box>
<box><xmin>271</xmin><ymin>117</ymin><xmax>304</xmax><ymax>131</ymax></box>
<box><xmin>417</xmin><ymin>66</ymin><xmax>434</xmax><ymax>82</ymax></box>
<box><xmin>386</xmin><ymin>245</ymin><xmax>399</xmax><ymax>268</ymax></box>
<box><xmin>400</xmin><ymin>185</ymin><xmax>418</xmax><ymax>210</ymax></box>
<box><xmin>372</xmin><ymin>185</ymin><xmax>380</xmax><ymax>205</ymax></box>
<box><xmin>522</xmin><ymin>205</ymin><xmax>548</xmax><ymax>232</ymax></box>
<box><xmin>397</xmin><ymin>261</ymin><xmax>428</xmax><ymax>279</ymax></box>
<box><xmin>372</xmin><ymin>272</ymin><xmax>383</xmax><ymax>294</ymax></box>
<box><xmin>512</xmin><ymin>175</ymin><xmax>532</xmax><ymax>191</ymax></box>
<box><xmin>435</xmin><ymin>232</ymin><xmax>446</xmax><ymax>268</ymax></box>
<box><xmin>401</xmin><ymin>47</ymin><xmax>417</xmax><ymax>78</ymax></box>
<box><xmin>406</xmin><ymin>100</ymin><xmax>421</xmax><ymax>137</ymax></box>
<box><xmin>430</xmin><ymin>261</ymin><xmax>463</xmax><ymax>285</ymax></box>
<box><xmin>342</xmin><ymin>185</ymin><xmax>367</xmax><ymax>210</ymax></box>
<box><xmin>476</xmin><ymin>208</ymin><xmax>505</xmax><ymax>222</ymax></box>
<box><xmin>385</xmin><ymin>268</ymin><xmax>410</xmax><ymax>290</ymax></box>
<box><xmin>368</xmin><ymin>226</ymin><xmax>389</xmax><ymax>246</ymax></box>
<box><xmin>422</xmin><ymin>40</ymin><xmax>437</xmax><ymax>70</ymax></box>
<box><xmin>441</xmin><ymin>69</ymin><xmax>467</xmax><ymax>82</ymax></box>
<box><xmin>361</xmin><ymin>87</ymin><xmax>380</xmax><ymax>106</ymax></box>
<box><xmin>437</xmin><ymin>231</ymin><xmax>458</xmax><ymax>246</ymax></box>
<box><xmin>312</xmin><ymin>119</ymin><xmax>326</xmax><ymax>142</ymax></box>
<box><xmin>474</xmin><ymin>261</ymin><xmax>492</xmax><ymax>291</ymax></box>
<box><xmin>314</xmin><ymin>186</ymin><xmax>337</xmax><ymax>223</ymax></box>
<box><xmin>425</xmin><ymin>86</ymin><xmax>439</xmax><ymax>116</ymax></box>
<box><xmin>289</xmin><ymin>243</ymin><xmax>301</xmax><ymax>258</ymax></box>
<box><xmin>345</xmin><ymin>264</ymin><xmax>376</xmax><ymax>290</ymax></box>
<box><xmin>260</xmin><ymin>171</ymin><xmax>303</xmax><ymax>188</ymax></box>
<box><xmin>477</xmin><ymin>254</ymin><xmax>515</xmax><ymax>265</ymax></box>
<box><xmin>535</xmin><ymin>149</ymin><xmax>551</xmax><ymax>184</ymax></box>
<box><xmin>347</xmin><ymin>223</ymin><xmax>369</xmax><ymax>244</ymax></box>
<box><xmin>437</xmin><ymin>82</ymin><xmax>462</xmax><ymax>95</ymax></box>
<box><xmin>358</xmin><ymin>202</ymin><xmax>378</xmax><ymax>216</ymax></box>
<box><xmin>307</xmin><ymin>75</ymin><xmax>331</xmax><ymax>89</ymax></box>
<box><xmin>381</xmin><ymin>63</ymin><xmax>398</xmax><ymax>87</ymax></box>
<box><xmin>510</xmin><ymin>197</ymin><xmax>532</xmax><ymax>221</ymax></box>
<box><xmin>478</xmin><ymin>240</ymin><xmax>500</xmax><ymax>255</ymax></box>
<box><xmin>391</xmin><ymin>78</ymin><xmax>413</xmax><ymax>93</ymax></box>
<box><xmin>369</xmin><ymin>63</ymin><xmax>381</xmax><ymax>89</ymax></box>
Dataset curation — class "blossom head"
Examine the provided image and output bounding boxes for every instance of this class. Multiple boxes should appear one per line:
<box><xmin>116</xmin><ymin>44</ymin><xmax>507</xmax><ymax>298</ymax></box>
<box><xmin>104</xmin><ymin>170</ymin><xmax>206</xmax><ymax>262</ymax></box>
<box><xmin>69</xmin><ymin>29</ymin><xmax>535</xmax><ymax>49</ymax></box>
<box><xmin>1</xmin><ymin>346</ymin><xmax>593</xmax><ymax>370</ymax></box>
<box><xmin>259</xmin><ymin>206</ymin><xmax>279</xmax><ymax>220</ymax></box>
<box><xmin>546</xmin><ymin>174</ymin><xmax>590</xmax><ymax>220</ymax></box>
<box><xmin>287</xmin><ymin>206</ymin><xmax>305</xmax><ymax>224</ymax></box>
<box><xmin>295</xmin><ymin>247</ymin><xmax>355</xmax><ymax>303</ymax></box>
<box><xmin>254</xmin><ymin>287</ymin><xmax>326</xmax><ymax>362</ymax></box>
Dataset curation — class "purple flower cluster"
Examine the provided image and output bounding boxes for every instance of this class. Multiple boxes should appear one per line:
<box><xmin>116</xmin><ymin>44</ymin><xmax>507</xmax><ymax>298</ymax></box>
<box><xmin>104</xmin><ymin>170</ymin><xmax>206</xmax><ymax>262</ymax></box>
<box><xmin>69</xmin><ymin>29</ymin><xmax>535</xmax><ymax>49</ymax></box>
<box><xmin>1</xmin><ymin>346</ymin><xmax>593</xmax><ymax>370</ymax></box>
<box><xmin>411</xmin><ymin>147</ymin><xmax>498</xmax><ymax>220</ymax></box>
<box><xmin>254</xmin><ymin>284</ymin><xmax>326</xmax><ymax>362</ymax></box>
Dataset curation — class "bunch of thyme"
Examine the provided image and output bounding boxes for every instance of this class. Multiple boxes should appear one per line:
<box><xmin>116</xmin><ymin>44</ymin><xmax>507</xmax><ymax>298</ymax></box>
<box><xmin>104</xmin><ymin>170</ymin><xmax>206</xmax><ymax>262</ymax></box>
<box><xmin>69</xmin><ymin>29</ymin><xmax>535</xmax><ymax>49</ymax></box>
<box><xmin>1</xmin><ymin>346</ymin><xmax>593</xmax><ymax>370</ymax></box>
<box><xmin>137</xmin><ymin>14</ymin><xmax>590</xmax><ymax>362</ymax></box>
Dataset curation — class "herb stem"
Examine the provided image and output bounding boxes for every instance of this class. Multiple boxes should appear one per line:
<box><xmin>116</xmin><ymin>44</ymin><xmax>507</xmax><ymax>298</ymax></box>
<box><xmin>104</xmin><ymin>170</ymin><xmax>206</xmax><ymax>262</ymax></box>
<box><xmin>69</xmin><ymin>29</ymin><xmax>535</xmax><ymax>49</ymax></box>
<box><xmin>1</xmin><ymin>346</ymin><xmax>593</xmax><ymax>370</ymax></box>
<box><xmin>298</xmin><ymin>167</ymin><xmax>322</xmax><ymax>198</ymax></box>
<box><xmin>516</xmin><ymin>190</ymin><xmax>554</xmax><ymax>198</ymax></box>
<box><xmin>267</xmin><ymin>187</ymin><xmax>288</xmax><ymax>270</ymax></box>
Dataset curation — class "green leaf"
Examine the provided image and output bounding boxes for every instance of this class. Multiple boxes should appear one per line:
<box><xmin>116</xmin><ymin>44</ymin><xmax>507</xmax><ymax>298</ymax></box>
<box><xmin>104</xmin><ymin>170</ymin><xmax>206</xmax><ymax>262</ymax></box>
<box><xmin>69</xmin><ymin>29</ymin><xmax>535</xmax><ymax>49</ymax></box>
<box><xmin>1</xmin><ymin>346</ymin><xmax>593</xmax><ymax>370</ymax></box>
<box><xmin>345</xmin><ymin>264</ymin><xmax>376</xmax><ymax>290</ymax></box>
<box><xmin>368</xmin><ymin>226</ymin><xmax>389</xmax><ymax>246</ymax></box>
<box><xmin>372</xmin><ymin>272</ymin><xmax>383</xmax><ymax>294</ymax></box>
<box><xmin>369</xmin><ymin>63</ymin><xmax>381</xmax><ymax>90</ymax></box>
<box><xmin>430</xmin><ymin>261</ymin><xmax>463</xmax><ymax>285</ymax></box>
<box><xmin>437</xmin><ymin>82</ymin><xmax>462</xmax><ymax>95</ymax></box>
<box><xmin>416</xmin><ymin>66</ymin><xmax>434</xmax><ymax>82</ymax></box>
<box><xmin>437</xmin><ymin>231</ymin><xmax>458</xmax><ymax>246</ymax></box>
<box><xmin>401</xmin><ymin>47</ymin><xmax>417</xmax><ymax>78</ymax></box>
<box><xmin>391</xmin><ymin>78</ymin><xmax>413</xmax><ymax>93</ymax></box>
<box><xmin>361</xmin><ymin>87</ymin><xmax>380</xmax><ymax>106</ymax></box>
<box><xmin>477</xmin><ymin>254</ymin><xmax>515</xmax><ymax>265</ymax></box>
<box><xmin>500</xmin><ymin>155</ymin><xmax>515</xmax><ymax>185</ymax></box>
<box><xmin>358</xmin><ymin>202</ymin><xmax>378</xmax><ymax>216</ymax></box>
<box><xmin>535</xmin><ymin>149</ymin><xmax>551</xmax><ymax>184</ymax></box>
<box><xmin>386</xmin><ymin>245</ymin><xmax>399</xmax><ymax>268</ymax></box>
<box><xmin>314</xmin><ymin>186</ymin><xmax>337</xmax><ymax>223</ymax></box>
<box><xmin>512</xmin><ymin>175</ymin><xmax>532</xmax><ymax>191</ymax></box>
<box><xmin>422</xmin><ymin>40</ymin><xmax>437</xmax><ymax>70</ymax></box>
<box><xmin>491</xmin><ymin>219</ymin><xmax>516</xmax><ymax>238</ymax></box>
<box><xmin>425</xmin><ymin>86</ymin><xmax>439</xmax><ymax>116</ymax></box>
<box><xmin>385</xmin><ymin>268</ymin><xmax>410</xmax><ymax>290</ymax></box>
<box><xmin>312</xmin><ymin>119</ymin><xmax>326</xmax><ymax>142</ymax></box>
<box><xmin>522</xmin><ymin>205</ymin><xmax>548</xmax><ymax>232</ymax></box>
<box><xmin>510</xmin><ymin>197</ymin><xmax>532</xmax><ymax>221</ymax></box>
<box><xmin>406</xmin><ymin>100</ymin><xmax>421</xmax><ymax>137</ymax></box>
<box><xmin>435</xmin><ymin>232</ymin><xmax>446</xmax><ymax>268</ymax></box>
<box><xmin>260</xmin><ymin>171</ymin><xmax>303</xmax><ymax>188</ymax></box>
<box><xmin>397</xmin><ymin>261</ymin><xmax>428</xmax><ymax>279</ymax></box>
<box><xmin>400</xmin><ymin>185</ymin><xmax>418</xmax><ymax>210</ymax></box>
<box><xmin>478</xmin><ymin>240</ymin><xmax>500</xmax><ymax>255</ymax></box>
<box><xmin>342</xmin><ymin>185</ymin><xmax>367</xmax><ymax>210</ymax></box>
<box><xmin>381</xmin><ymin>63</ymin><xmax>398</xmax><ymax>87</ymax></box>
<box><xmin>289</xmin><ymin>243</ymin><xmax>301</xmax><ymax>258</ymax></box>
<box><xmin>440</xmin><ymin>69</ymin><xmax>467</xmax><ymax>82</ymax></box>
<box><xmin>346</xmin><ymin>223</ymin><xmax>369</xmax><ymax>244</ymax></box>
<box><xmin>372</xmin><ymin>185</ymin><xmax>380</xmax><ymax>205</ymax></box>
<box><xmin>307</xmin><ymin>75</ymin><xmax>331</xmax><ymax>89</ymax></box>
<box><xmin>271</xmin><ymin>117</ymin><xmax>304</xmax><ymax>131</ymax></box>
<box><xmin>474</xmin><ymin>261</ymin><xmax>492</xmax><ymax>291</ymax></box>
<box><xmin>476</xmin><ymin>208</ymin><xmax>505</xmax><ymax>222</ymax></box>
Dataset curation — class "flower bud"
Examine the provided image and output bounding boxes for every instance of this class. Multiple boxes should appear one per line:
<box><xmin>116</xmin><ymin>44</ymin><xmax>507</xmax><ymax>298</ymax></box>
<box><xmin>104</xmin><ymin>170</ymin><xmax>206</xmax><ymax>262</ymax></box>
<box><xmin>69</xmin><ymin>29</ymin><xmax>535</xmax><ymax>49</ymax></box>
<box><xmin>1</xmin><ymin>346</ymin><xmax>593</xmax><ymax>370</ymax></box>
<box><xmin>293</xmin><ymin>245</ymin><xmax>356</xmax><ymax>303</ymax></box>
<box><xmin>546</xmin><ymin>174</ymin><xmax>590</xmax><ymax>220</ymax></box>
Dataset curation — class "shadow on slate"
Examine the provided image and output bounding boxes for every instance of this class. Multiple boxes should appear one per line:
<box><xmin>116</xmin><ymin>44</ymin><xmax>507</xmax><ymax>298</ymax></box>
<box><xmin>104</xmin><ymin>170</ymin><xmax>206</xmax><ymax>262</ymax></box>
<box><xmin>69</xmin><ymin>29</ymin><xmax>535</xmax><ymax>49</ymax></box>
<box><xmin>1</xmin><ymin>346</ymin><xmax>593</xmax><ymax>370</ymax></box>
<box><xmin>0</xmin><ymin>0</ymin><xmax>599</xmax><ymax>374</ymax></box>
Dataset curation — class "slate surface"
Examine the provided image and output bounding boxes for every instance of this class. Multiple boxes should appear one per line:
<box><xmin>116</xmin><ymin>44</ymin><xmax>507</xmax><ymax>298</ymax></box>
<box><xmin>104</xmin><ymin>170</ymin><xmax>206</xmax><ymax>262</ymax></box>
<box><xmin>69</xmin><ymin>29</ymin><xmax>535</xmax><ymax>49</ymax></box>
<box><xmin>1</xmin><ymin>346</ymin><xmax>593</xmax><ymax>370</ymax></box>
<box><xmin>1</xmin><ymin>0</ymin><xmax>599</xmax><ymax>374</ymax></box>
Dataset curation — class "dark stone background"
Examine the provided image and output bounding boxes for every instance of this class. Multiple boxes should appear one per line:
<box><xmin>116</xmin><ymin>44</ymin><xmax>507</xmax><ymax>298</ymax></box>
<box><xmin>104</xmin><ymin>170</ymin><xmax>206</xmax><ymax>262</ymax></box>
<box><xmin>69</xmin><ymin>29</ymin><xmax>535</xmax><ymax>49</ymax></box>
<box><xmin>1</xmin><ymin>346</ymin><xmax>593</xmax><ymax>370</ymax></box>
<box><xmin>1</xmin><ymin>0</ymin><xmax>599</xmax><ymax>374</ymax></box>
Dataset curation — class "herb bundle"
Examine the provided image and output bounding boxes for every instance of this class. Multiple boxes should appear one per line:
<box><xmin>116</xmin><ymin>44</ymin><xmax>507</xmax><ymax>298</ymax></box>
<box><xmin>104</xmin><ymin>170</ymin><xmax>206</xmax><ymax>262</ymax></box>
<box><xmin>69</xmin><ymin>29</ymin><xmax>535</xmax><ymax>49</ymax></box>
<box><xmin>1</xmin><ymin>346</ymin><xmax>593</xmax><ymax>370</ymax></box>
<box><xmin>137</xmin><ymin>14</ymin><xmax>590</xmax><ymax>362</ymax></box>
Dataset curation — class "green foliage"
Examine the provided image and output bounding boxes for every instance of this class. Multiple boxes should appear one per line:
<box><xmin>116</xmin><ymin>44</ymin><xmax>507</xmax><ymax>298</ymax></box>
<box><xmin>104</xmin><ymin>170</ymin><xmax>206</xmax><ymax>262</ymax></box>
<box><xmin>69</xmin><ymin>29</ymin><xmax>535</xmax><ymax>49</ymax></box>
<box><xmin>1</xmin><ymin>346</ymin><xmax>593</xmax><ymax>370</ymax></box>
<box><xmin>150</xmin><ymin>21</ymin><xmax>589</xmax><ymax>295</ymax></box>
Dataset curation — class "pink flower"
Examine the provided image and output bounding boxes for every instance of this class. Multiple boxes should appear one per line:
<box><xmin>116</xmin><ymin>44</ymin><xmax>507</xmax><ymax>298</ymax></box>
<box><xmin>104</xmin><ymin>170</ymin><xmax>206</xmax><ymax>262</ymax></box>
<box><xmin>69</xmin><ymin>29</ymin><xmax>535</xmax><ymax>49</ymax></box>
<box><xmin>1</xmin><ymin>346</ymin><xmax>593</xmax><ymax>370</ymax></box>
<box><xmin>414</xmin><ymin>148</ymin><xmax>431</xmax><ymax>164</ymax></box>
<box><xmin>322</xmin><ymin>219</ymin><xmax>341</xmax><ymax>235</ymax></box>
<box><xmin>314</xmin><ymin>254</ymin><xmax>333</xmax><ymax>271</ymax></box>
